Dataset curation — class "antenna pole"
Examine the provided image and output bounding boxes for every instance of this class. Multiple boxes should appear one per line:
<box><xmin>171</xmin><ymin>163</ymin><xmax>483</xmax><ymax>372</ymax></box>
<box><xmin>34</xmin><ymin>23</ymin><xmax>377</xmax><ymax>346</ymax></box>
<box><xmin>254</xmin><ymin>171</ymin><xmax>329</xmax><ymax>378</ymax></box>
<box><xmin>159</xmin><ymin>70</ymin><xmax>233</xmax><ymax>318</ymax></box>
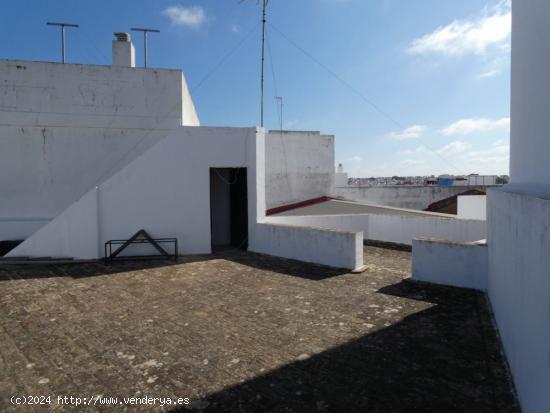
<box><xmin>47</xmin><ymin>22</ymin><xmax>79</xmax><ymax>64</ymax></box>
<box><xmin>275</xmin><ymin>96</ymin><xmax>283</xmax><ymax>132</ymax></box>
<box><xmin>61</xmin><ymin>26</ymin><xmax>65</xmax><ymax>63</ymax></box>
<box><xmin>260</xmin><ymin>0</ymin><xmax>268</xmax><ymax>128</ymax></box>
<box><xmin>144</xmin><ymin>31</ymin><xmax>147</xmax><ymax>67</ymax></box>
<box><xmin>131</xmin><ymin>28</ymin><xmax>160</xmax><ymax>68</ymax></box>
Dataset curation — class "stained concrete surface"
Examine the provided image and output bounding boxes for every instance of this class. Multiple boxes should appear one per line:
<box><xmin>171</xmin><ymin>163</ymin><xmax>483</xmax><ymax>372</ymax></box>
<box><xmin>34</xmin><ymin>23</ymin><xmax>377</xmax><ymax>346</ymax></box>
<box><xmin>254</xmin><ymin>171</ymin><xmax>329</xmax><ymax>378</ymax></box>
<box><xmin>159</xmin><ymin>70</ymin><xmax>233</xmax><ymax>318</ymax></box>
<box><xmin>275</xmin><ymin>199</ymin><xmax>453</xmax><ymax>218</ymax></box>
<box><xmin>0</xmin><ymin>247</ymin><xmax>517</xmax><ymax>412</ymax></box>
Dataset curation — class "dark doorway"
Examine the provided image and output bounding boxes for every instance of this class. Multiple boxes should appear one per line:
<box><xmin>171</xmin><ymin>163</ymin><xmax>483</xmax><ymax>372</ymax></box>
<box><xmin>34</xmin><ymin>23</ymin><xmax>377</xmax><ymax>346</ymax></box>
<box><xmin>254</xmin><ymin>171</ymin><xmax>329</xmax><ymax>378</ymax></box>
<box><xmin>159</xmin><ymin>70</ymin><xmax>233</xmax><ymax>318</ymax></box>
<box><xmin>210</xmin><ymin>168</ymin><xmax>248</xmax><ymax>251</ymax></box>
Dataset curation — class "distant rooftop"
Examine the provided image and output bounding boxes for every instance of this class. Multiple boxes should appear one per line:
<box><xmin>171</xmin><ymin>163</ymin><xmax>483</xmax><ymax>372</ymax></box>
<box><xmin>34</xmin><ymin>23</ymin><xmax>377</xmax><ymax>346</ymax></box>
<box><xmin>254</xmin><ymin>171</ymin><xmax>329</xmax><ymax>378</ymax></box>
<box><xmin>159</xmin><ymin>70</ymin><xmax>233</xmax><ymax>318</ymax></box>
<box><xmin>274</xmin><ymin>199</ymin><xmax>455</xmax><ymax>218</ymax></box>
<box><xmin>267</xmin><ymin>130</ymin><xmax>321</xmax><ymax>135</ymax></box>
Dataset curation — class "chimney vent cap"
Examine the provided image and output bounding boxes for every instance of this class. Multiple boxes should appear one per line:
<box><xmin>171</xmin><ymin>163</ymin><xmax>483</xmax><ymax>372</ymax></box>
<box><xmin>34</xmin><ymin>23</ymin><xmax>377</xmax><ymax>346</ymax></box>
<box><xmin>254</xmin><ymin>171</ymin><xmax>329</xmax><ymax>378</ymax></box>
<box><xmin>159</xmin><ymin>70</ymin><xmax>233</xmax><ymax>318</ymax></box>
<box><xmin>113</xmin><ymin>32</ymin><xmax>131</xmax><ymax>42</ymax></box>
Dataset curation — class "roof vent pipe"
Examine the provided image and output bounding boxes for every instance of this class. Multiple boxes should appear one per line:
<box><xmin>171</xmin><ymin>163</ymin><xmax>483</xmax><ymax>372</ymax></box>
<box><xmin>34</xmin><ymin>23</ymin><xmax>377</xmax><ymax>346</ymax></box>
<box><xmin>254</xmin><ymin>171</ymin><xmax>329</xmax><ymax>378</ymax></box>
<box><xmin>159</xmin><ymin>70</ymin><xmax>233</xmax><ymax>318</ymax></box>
<box><xmin>112</xmin><ymin>32</ymin><xmax>135</xmax><ymax>67</ymax></box>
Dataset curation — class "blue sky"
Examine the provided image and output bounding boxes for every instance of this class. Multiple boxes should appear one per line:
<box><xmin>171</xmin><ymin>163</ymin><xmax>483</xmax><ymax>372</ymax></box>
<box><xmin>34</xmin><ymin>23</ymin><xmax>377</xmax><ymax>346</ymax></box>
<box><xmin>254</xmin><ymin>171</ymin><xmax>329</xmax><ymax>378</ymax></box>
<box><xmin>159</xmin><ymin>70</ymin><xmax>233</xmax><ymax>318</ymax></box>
<box><xmin>0</xmin><ymin>0</ymin><xmax>511</xmax><ymax>177</ymax></box>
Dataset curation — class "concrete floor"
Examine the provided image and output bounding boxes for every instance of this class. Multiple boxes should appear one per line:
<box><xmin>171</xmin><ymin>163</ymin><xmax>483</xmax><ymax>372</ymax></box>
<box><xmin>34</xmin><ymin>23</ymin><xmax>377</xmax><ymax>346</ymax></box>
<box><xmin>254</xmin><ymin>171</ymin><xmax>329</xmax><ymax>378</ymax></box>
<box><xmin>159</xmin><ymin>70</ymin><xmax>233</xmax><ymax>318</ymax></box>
<box><xmin>0</xmin><ymin>247</ymin><xmax>517</xmax><ymax>412</ymax></box>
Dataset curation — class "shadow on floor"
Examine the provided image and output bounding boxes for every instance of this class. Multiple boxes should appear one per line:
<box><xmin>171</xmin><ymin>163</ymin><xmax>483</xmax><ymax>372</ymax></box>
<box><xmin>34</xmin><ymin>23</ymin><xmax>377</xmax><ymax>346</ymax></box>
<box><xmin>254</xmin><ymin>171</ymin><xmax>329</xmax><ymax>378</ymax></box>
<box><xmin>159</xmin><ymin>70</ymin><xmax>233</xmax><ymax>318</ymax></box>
<box><xmin>0</xmin><ymin>255</ymin><xmax>214</xmax><ymax>282</ymax></box>
<box><xmin>215</xmin><ymin>248</ymin><xmax>350</xmax><ymax>281</ymax></box>
<box><xmin>0</xmin><ymin>249</ymin><xmax>348</xmax><ymax>282</ymax></box>
<box><xmin>172</xmin><ymin>281</ymin><xmax>517</xmax><ymax>413</ymax></box>
<box><xmin>0</xmin><ymin>240</ymin><xmax>22</xmax><ymax>256</ymax></box>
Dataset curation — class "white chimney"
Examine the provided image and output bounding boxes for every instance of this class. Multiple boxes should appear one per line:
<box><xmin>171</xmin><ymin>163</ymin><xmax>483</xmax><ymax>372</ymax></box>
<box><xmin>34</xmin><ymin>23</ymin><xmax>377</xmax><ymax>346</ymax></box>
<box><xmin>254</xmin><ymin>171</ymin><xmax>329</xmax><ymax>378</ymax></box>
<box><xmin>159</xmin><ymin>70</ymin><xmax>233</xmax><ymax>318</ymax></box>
<box><xmin>112</xmin><ymin>32</ymin><xmax>135</xmax><ymax>67</ymax></box>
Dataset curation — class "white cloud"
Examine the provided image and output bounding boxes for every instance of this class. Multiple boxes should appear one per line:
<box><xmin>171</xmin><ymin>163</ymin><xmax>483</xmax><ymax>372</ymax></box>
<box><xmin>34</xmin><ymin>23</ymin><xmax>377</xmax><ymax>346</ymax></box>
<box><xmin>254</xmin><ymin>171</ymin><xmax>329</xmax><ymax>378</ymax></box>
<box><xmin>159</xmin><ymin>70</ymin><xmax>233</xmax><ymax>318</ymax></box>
<box><xmin>349</xmin><ymin>155</ymin><xmax>363</xmax><ymax>162</ymax></box>
<box><xmin>386</xmin><ymin>125</ymin><xmax>427</xmax><ymax>140</ymax></box>
<box><xmin>162</xmin><ymin>5</ymin><xmax>206</xmax><ymax>29</ymax></box>
<box><xmin>465</xmin><ymin>139</ymin><xmax>509</xmax><ymax>163</ymax></box>
<box><xmin>231</xmin><ymin>24</ymin><xmax>240</xmax><ymax>33</ymax></box>
<box><xmin>408</xmin><ymin>1</ymin><xmax>511</xmax><ymax>57</ymax></box>
<box><xmin>437</xmin><ymin>140</ymin><xmax>472</xmax><ymax>156</ymax></box>
<box><xmin>477</xmin><ymin>69</ymin><xmax>499</xmax><ymax>79</ymax></box>
<box><xmin>441</xmin><ymin>117</ymin><xmax>510</xmax><ymax>136</ymax></box>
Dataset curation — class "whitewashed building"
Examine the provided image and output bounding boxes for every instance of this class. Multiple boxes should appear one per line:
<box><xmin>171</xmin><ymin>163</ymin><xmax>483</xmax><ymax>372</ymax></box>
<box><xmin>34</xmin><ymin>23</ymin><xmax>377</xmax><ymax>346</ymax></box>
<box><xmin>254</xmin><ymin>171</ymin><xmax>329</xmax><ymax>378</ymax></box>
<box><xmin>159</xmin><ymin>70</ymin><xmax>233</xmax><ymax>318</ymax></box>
<box><xmin>0</xmin><ymin>33</ymin><xmax>361</xmax><ymax>270</ymax></box>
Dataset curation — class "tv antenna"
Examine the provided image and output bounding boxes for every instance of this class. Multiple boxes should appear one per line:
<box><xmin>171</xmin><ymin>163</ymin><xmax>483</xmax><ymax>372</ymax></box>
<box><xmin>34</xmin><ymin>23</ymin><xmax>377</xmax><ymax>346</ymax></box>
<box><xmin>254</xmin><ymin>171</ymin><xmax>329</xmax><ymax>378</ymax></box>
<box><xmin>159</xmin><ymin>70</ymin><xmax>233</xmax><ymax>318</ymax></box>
<box><xmin>131</xmin><ymin>28</ymin><xmax>160</xmax><ymax>68</ymax></box>
<box><xmin>47</xmin><ymin>22</ymin><xmax>79</xmax><ymax>64</ymax></box>
<box><xmin>260</xmin><ymin>0</ymin><xmax>269</xmax><ymax>128</ymax></box>
<box><xmin>241</xmin><ymin>0</ymin><xmax>270</xmax><ymax>127</ymax></box>
<box><xmin>275</xmin><ymin>96</ymin><xmax>283</xmax><ymax>132</ymax></box>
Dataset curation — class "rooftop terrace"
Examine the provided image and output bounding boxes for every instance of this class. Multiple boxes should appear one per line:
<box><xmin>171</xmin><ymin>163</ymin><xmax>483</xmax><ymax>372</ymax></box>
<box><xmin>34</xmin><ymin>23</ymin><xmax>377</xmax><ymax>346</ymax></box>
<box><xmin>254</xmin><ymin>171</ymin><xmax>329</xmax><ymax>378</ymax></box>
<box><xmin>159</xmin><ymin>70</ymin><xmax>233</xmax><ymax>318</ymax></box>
<box><xmin>0</xmin><ymin>246</ymin><xmax>516</xmax><ymax>412</ymax></box>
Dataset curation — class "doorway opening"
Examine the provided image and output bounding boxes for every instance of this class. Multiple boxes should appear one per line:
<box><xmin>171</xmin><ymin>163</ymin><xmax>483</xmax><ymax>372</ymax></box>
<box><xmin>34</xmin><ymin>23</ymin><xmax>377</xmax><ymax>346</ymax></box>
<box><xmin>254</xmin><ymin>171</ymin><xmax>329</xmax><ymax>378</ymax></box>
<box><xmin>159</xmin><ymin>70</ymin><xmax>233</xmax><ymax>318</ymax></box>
<box><xmin>210</xmin><ymin>168</ymin><xmax>248</xmax><ymax>251</ymax></box>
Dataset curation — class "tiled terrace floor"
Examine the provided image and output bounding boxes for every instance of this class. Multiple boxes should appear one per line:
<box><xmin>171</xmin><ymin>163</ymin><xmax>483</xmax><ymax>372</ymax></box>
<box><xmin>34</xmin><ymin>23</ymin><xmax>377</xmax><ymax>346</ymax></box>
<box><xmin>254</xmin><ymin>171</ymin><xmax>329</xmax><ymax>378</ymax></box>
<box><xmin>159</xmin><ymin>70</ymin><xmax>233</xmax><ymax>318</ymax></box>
<box><xmin>0</xmin><ymin>246</ymin><xmax>517</xmax><ymax>412</ymax></box>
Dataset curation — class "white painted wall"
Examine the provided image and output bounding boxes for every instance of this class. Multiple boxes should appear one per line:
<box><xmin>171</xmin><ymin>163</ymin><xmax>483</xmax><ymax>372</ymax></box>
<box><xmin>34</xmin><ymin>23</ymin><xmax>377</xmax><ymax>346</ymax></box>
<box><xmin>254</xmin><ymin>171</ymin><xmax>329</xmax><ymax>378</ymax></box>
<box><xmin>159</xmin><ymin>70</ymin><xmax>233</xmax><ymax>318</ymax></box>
<box><xmin>6</xmin><ymin>188</ymin><xmax>100</xmax><ymax>259</ymax></box>
<box><xmin>483</xmin><ymin>3</ymin><xmax>550</xmax><ymax>411</ymax></box>
<box><xmin>266</xmin><ymin>212</ymin><xmax>485</xmax><ymax>246</ymax></box>
<box><xmin>251</xmin><ymin>223</ymin><xmax>363</xmax><ymax>270</ymax></box>
<box><xmin>487</xmin><ymin>189</ymin><xmax>550</xmax><ymax>413</ymax></box>
<box><xmin>265</xmin><ymin>131</ymin><xmax>334</xmax><ymax>209</ymax></box>
<box><xmin>367</xmin><ymin>214</ymin><xmax>485</xmax><ymax>246</ymax></box>
<box><xmin>9</xmin><ymin>127</ymin><xmax>260</xmax><ymax>258</ymax></box>
<box><xmin>457</xmin><ymin>195</ymin><xmax>486</xmax><ymax>220</ymax></box>
<box><xmin>9</xmin><ymin>127</ymin><xmax>258</xmax><ymax>258</ymax></box>
<box><xmin>412</xmin><ymin>238</ymin><xmax>487</xmax><ymax>291</ymax></box>
<box><xmin>335</xmin><ymin>185</ymin><xmax>492</xmax><ymax>211</ymax></box>
<box><xmin>0</xmin><ymin>59</ymin><xmax>199</xmax><ymax>240</ymax></box>
<box><xmin>9</xmin><ymin>125</ymin><xmax>362</xmax><ymax>270</ymax></box>
<box><xmin>509</xmin><ymin>1</ymin><xmax>550</xmax><ymax>188</ymax></box>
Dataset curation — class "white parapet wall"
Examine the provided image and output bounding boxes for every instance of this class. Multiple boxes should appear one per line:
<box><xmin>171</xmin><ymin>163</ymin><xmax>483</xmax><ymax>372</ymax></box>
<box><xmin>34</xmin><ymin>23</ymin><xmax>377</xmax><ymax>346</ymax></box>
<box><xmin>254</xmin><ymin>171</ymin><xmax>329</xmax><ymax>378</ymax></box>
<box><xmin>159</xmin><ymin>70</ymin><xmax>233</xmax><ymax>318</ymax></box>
<box><xmin>251</xmin><ymin>223</ymin><xmax>363</xmax><ymax>270</ymax></box>
<box><xmin>266</xmin><ymin>212</ymin><xmax>485</xmax><ymax>246</ymax></box>
<box><xmin>412</xmin><ymin>238</ymin><xmax>488</xmax><ymax>291</ymax></box>
<box><xmin>488</xmin><ymin>188</ymin><xmax>550</xmax><ymax>413</ymax></box>
<box><xmin>457</xmin><ymin>195</ymin><xmax>486</xmax><ymax>220</ymax></box>
<box><xmin>367</xmin><ymin>214</ymin><xmax>485</xmax><ymax>245</ymax></box>
<box><xmin>265</xmin><ymin>131</ymin><xmax>334</xmax><ymax>209</ymax></box>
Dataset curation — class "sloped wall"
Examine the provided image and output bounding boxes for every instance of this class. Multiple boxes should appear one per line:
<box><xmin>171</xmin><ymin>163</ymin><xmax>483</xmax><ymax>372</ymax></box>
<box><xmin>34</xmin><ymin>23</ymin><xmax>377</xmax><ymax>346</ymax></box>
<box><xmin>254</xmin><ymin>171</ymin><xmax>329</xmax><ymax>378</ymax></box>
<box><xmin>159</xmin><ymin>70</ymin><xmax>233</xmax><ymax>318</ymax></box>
<box><xmin>8</xmin><ymin>126</ymin><xmax>261</xmax><ymax>258</ymax></box>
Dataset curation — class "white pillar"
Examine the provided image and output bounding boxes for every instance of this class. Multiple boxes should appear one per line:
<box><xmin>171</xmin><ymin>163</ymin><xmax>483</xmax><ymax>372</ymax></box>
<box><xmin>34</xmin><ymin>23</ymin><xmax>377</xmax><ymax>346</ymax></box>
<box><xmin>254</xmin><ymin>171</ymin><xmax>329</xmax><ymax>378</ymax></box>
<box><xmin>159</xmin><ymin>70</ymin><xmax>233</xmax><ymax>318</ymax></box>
<box><xmin>509</xmin><ymin>1</ymin><xmax>550</xmax><ymax>191</ymax></box>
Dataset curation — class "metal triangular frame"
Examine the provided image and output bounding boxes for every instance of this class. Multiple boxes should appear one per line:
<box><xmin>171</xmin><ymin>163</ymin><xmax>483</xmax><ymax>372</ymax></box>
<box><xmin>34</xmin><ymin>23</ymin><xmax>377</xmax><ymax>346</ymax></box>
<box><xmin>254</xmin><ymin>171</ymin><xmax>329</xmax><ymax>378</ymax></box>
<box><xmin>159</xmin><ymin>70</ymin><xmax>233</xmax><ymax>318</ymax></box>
<box><xmin>108</xmin><ymin>229</ymin><xmax>171</xmax><ymax>259</ymax></box>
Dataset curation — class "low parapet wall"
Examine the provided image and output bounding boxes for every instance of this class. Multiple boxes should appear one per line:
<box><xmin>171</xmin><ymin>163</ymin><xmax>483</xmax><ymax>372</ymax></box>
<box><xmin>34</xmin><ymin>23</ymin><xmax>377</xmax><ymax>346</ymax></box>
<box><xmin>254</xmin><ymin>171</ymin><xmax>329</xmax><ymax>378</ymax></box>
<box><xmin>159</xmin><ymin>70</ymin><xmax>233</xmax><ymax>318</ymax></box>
<box><xmin>412</xmin><ymin>238</ymin><xmax>488</xmax><ymax>291</ymax></box>
<box><xmin>266</xmin><ymin>212</ymin><xmax>485</xmax><ymax>246</ymax></box>
<box><xmin>251</xmin><ymin>223</ymin><xmax>363</xmax><ymax>270</ymax></box>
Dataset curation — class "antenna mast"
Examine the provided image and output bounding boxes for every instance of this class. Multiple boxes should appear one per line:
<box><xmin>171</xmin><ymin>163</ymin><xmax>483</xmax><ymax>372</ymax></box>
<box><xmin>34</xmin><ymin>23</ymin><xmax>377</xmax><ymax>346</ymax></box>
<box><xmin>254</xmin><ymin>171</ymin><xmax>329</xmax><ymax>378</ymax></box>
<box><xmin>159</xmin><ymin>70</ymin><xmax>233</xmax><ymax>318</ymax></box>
<box><xmin>260</xmin><ymin>0</ymin><xmax>269</xmax><ymax>128</ymax></box>
<box><xmin>47</xmin><ymin>22</ymin><xmax>79</xmax><ymax>64</ymax></box>
<box><xmin>275</xmin><ymin>96</ymin><xmax>283</xmax><ymax>132</ymax></box>
<box><xmin>131</xmin><ymin>28</ymin><xmax>160</xmax><ymax>68</ymax></box>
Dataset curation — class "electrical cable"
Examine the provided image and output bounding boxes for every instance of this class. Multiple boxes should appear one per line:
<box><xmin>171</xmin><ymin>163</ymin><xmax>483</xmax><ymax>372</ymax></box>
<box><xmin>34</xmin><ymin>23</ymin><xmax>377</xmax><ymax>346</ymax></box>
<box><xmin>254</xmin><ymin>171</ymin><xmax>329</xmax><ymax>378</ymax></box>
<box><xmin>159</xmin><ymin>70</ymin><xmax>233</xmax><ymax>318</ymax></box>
<box><xmin>268</xmin><ymin>22</ymin><xmax>464</xmax><ymax>175</ymax></box>
<box><xmin>191</xmin><ymin>22</ymin><xmax>260</xmax><ymax>93</ymax></box>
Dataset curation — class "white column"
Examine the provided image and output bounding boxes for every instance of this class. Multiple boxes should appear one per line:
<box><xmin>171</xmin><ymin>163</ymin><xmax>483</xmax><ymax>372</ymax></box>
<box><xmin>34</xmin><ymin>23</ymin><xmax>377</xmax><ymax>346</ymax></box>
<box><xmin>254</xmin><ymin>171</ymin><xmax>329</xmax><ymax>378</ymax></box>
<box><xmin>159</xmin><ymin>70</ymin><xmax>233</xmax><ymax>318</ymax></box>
<box><xmin>509</xmin><ymin>1</ymin><xmax>550</xmax><ymax>191</ymax></box>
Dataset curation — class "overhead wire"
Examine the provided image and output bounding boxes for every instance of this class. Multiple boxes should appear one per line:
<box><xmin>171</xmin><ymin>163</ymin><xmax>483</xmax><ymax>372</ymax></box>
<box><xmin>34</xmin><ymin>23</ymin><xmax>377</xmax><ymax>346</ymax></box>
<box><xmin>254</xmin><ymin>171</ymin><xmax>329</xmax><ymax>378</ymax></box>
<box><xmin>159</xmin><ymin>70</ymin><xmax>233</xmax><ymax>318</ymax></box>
<box><xmin>268</xmin><ymin>22</ymin><xmax>464</xmax><ymax>175</ymax></box>
<box><xmin>265</xmin><ymin>26</ymin><xmax>292</xmax><ymax>196</ymax></box>
<box><xmin>191</xmin><ymin>22</ymin><xmax>260</xmax><ymax>93</ymax></box>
